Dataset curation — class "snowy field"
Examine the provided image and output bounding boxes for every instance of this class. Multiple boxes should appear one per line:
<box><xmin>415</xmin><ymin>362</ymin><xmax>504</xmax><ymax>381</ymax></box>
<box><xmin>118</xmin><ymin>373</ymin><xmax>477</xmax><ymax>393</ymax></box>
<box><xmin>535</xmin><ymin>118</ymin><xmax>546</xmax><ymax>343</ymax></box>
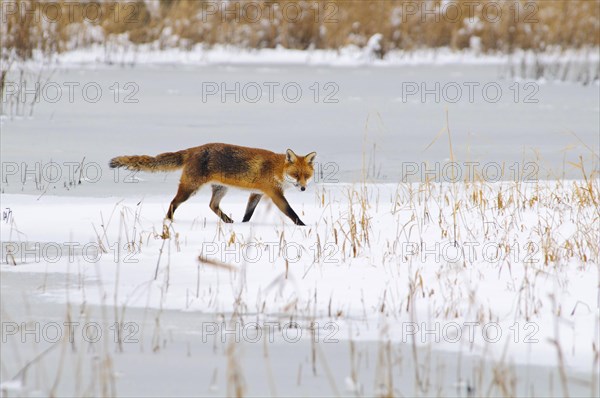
<box><xmin>1</xmin><ymin>55</ymin><xmax>599</xmax><ymax>397</ymax></box>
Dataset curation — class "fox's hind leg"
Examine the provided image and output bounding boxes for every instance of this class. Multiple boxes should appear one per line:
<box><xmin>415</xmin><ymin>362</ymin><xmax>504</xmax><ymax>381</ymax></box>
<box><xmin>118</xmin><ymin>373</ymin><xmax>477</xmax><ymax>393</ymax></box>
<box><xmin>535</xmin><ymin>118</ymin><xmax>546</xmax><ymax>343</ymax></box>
<box><xmin>209</xmin><ymin>185</ymin><xmax>233</xmax><ymax>223</ymax></box>
<box><xmin>242</xmin><ymin>193</ymin><xmax>263</xmax><ymax>222</ymax></box>
<box><xmin>166</xmin><ymin>182</ymin><xmax>201</xmax><ymax>220</ymax></box>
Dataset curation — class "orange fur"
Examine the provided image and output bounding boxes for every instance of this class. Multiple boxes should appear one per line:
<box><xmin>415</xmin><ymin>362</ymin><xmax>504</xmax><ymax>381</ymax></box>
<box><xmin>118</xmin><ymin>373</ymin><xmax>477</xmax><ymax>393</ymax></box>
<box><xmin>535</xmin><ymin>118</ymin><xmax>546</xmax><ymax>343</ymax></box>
<box><xmin>109</xmin><ymin>143</ymin><xmax>316</xmax><ymax>225</ymax></box>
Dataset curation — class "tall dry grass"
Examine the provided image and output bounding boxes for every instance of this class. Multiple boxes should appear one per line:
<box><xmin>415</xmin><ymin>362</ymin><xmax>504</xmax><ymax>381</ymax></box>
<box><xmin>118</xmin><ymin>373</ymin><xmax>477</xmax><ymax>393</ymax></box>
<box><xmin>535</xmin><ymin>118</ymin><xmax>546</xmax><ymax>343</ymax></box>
<box><xmin>2</xmin><ymin>0</ymin><xmax>598</xmax><ymax>60</ymax></box>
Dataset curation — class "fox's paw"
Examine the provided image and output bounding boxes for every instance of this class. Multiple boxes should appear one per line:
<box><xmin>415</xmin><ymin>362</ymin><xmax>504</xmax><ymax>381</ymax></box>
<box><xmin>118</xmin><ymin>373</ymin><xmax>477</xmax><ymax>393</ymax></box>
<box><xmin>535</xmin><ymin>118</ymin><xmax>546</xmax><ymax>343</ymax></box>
<box><xmin>222</xmin><ymin>215</ymin><xmax>234</xmax><ymax>224</ymax></box>
<box><xmin>160</xmin><ymin>223</ymin><xmax>171</xmax><ymax>239</ymax></box>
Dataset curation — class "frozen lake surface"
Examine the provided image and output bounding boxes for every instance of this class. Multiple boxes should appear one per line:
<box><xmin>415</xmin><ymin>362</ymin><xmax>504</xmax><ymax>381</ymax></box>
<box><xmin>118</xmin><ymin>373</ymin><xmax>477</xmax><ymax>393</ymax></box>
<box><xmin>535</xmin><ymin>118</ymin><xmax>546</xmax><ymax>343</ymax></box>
<box><xmin>1</xmin><ymin>63</ymin><xmax>598</xmax><ymax>196</ymax></box>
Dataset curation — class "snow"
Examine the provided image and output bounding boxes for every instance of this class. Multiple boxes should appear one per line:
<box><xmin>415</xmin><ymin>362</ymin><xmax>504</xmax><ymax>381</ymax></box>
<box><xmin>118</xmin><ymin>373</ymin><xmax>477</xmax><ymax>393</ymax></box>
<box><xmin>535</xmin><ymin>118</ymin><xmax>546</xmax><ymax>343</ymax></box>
<box><xmin>1</xmin><ymin>47</ymin><xmax>598</xmax><ymax>396</ymax></box>
<box><xmin>21</xmin><ymin>44</ymin><xmax>600</xmax><ymax>69</ymax></box>
<box><xmin>2</xmin><ymin>180</ymin><xmax>598</xmax><ymax>376</ymax></box>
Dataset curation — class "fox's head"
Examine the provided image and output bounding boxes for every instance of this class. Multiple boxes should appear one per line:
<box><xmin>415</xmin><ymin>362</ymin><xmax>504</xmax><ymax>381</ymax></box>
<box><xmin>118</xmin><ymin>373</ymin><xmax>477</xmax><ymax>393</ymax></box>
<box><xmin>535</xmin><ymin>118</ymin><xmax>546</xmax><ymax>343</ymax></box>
<box><xmin>284</xmin><ymin>149</ymin><xmax>317</xmax><ymax>191</ymax></box>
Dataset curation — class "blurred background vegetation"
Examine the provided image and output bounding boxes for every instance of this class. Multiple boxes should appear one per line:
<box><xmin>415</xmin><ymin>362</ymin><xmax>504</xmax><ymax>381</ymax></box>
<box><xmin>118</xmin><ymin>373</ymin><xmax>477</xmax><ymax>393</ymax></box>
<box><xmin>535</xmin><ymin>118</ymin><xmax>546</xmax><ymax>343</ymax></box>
<box><xmin>2</xmin><ymin>0</ymin><xmax>599</xmax><ymax>62</ymax></box>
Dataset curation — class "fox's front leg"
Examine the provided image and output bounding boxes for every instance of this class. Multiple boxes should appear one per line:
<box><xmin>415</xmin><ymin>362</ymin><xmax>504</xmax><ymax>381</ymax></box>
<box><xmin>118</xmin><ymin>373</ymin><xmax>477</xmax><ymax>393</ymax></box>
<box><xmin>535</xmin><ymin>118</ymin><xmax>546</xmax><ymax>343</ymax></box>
<box><xmin>242</xmin><ymin>193</ymin><xmax>263</xmax><ymax>222</ymax></box>
<box><xmin>266</xmin><ymin>189</ymin><xmax>305</xmax><ymax>226</ymax></box>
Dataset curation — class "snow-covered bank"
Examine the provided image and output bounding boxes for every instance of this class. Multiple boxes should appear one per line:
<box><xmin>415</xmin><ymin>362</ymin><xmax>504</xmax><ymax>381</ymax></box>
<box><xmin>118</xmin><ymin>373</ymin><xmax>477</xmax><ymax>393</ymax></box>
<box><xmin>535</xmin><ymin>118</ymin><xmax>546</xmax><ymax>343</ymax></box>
<box><xmin>22</xmin><ymin>44</ymin><xmax>600</xmax><ymax>71</ymax></box>
<box><xmin>2</xmin><ymin>180</ymin><xmax>598</xmax><ymax>377</ymax></box>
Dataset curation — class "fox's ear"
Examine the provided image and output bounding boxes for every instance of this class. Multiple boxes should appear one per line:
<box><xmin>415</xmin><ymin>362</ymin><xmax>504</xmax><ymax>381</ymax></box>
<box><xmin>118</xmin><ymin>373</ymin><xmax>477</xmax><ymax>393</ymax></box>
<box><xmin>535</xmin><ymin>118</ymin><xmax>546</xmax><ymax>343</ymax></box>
<box><xmin>286</xmin><ymin>149</ymin><xmax>298</xmax><ymax>163</ymax></box>
<box><xmin>305</xmin><ymin>152</ymin><xmax>317</xmax><ymax>165</ymax></box>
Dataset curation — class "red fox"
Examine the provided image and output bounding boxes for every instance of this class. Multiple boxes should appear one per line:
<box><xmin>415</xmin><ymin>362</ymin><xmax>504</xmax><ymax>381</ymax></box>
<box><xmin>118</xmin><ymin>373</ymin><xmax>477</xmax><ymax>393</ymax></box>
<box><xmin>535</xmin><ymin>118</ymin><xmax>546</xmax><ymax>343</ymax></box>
<box><xmin>109</xmin><ymin>143</ymin><xmax>316</xmax><ymax>225</ymax></box>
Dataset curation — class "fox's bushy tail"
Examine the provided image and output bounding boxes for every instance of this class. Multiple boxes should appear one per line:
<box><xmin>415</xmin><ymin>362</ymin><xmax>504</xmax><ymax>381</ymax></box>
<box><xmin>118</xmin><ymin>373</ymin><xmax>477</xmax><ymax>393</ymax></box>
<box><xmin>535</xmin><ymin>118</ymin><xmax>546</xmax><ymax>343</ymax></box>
<box><xmin>109</xmin><ymin>150</ymin><xmax>186</xmax><ymax>172</ymax></box>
